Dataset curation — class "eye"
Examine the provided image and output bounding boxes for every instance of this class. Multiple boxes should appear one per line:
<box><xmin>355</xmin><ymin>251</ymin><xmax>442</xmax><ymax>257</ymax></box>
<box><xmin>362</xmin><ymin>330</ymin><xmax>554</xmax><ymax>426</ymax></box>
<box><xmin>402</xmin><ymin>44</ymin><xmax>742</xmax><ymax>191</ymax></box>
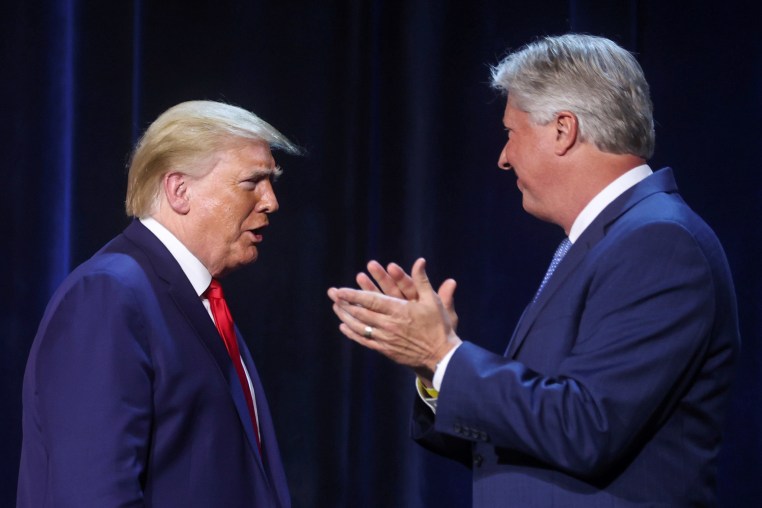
<box><xmin>241</xmin><ymin>167</ymin><xmax>283</xmax><ymax>189</ymax></box>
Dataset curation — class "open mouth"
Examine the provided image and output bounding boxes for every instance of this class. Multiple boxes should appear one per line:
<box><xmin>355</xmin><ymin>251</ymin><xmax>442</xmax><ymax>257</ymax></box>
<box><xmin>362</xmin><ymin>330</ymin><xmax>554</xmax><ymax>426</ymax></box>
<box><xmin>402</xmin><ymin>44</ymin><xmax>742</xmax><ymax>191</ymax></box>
<box><xmin>249</xmin><ymin>227</ymin><xmax>265</xmax><ymax>242</ymax></box>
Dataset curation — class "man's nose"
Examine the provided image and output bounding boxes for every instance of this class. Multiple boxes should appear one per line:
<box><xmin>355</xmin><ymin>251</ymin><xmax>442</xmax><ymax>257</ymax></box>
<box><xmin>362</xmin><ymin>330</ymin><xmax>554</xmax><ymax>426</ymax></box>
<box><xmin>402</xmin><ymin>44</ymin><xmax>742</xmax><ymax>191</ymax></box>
<box><xmin>258</xmin><ymin>181</ymin><xmax>279</xmax><ymax>213</ymax></box>
<box><xmin>498</xmin><ymin>146</ymin><xmax>513</xmax><ymax>171</ymax></box>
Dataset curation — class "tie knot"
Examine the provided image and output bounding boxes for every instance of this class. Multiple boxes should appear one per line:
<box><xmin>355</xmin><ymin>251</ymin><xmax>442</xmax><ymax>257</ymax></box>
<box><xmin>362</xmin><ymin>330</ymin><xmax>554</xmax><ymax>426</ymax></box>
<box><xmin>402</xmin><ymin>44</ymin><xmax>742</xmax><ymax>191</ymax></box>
<box><xmin>205</xmin><ymin>278</ymin><xmax>224</xmax><ymax>300</ymax></box>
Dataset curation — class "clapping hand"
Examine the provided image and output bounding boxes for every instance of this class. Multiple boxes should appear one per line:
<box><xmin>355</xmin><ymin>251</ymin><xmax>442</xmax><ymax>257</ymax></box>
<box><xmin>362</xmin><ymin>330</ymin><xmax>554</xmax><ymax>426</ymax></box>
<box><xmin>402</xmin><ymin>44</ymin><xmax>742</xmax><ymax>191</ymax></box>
<box><xmin>327</xmin><ymin>258</ymin><xmax>461</xmax><ymax>381</ymax></box>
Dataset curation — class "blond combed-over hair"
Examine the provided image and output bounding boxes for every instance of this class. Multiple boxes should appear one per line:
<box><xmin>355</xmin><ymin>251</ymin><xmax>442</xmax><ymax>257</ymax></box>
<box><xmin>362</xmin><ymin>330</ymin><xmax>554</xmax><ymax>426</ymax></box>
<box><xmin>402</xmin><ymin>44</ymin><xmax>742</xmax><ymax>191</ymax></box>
<box><xmin>125</xmin><ymin>100</ymin><xmax>300</xmax><ymax>218</ymax></box>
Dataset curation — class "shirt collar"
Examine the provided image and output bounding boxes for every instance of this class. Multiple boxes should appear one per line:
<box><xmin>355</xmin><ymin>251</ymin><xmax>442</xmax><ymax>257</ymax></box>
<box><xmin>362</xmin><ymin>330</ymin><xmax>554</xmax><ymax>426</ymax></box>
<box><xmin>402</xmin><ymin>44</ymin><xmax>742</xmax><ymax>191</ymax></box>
<box><xmin>568</xmin><ymin>164</ymin><xmax>653</xmax><ymax>243</ymax></box>
<box><xmin>140</xmin><ymin>217</ymin><xmax>212</xmax><ymax>296</ymax></box>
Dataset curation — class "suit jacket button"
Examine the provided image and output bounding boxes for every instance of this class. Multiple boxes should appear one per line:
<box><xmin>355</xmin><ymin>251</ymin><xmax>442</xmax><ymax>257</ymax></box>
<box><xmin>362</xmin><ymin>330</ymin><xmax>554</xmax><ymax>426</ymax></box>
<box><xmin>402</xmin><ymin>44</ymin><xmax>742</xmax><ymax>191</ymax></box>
<box><xmin>473</xmin><ymin>454</ymin><xmax>483</xmax><ymax>467</ymax></box>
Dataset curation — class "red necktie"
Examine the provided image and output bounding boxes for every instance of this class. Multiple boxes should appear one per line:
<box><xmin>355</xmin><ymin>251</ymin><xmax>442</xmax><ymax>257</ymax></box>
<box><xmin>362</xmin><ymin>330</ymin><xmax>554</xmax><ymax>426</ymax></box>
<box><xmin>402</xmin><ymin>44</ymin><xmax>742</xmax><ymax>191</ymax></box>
<box><xmin>205</xmin><ymin>279</ymin><xmax>261</xmax><ymax>452</ymax></box>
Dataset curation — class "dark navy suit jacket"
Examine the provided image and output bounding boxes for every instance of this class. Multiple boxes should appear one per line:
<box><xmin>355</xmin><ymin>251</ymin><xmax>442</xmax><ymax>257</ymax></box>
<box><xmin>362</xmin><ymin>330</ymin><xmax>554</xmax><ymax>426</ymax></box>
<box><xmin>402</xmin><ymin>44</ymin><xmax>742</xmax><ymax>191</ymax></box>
<box><xmin>18</xmin><ymin>220</ymin><xmax>290</xmax><ymax>507</ymax></box>
<box><xmin>412</xmin><ymin>169</ymin><xmax>739</xmax><ymax>507</ymax></box>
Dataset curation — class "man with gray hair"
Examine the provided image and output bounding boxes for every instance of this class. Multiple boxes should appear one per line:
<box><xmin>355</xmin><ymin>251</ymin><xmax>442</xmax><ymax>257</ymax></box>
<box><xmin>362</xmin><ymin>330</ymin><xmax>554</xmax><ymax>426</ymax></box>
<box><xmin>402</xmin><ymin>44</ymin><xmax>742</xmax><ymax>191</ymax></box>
<box><xmin>19</xmin><ymin>101</ymin><xmax>299</xmax><ymax>507</ymax></box>
<box><xmin>328</xmin><ymin>34</ymin><xmax>739</xmax><ymax>506</ymax></box>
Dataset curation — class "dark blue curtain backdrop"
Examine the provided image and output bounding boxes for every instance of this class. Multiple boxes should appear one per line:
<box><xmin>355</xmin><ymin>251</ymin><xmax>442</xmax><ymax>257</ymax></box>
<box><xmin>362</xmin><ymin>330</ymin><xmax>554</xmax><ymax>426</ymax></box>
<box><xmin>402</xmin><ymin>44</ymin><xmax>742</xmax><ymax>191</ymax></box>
<box><xmin>2</xmin><ymin>1</ymin><xmax>761</xmax><ymax>506</ymax></box>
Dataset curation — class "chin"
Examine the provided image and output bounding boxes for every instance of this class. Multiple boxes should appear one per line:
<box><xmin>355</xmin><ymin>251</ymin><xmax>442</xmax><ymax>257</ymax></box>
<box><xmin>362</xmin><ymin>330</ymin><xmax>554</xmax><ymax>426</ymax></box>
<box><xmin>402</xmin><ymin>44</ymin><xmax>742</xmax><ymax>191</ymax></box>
<box><xmin>243</xmin><ymin>248</ymin><xmax>260</xmax><ymax>265</ymax></box>
<box><xmin>218</xmin><ymin>251</ymin><xmax>259</xmax><ymax>276</ymax></box>
<box><xmin>239</xmin><ymin>252</ymin><xmax>259</xmax><ymax>266</ymax></box>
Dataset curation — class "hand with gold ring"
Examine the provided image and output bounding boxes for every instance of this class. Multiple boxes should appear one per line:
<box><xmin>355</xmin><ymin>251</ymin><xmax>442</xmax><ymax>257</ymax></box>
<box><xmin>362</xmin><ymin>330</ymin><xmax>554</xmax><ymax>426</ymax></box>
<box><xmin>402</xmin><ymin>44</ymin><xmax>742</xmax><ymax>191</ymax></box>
<box><xmin>327</xmin><ymin>258</ymin><xmax>461</xmax><ymax>379</ymax></box>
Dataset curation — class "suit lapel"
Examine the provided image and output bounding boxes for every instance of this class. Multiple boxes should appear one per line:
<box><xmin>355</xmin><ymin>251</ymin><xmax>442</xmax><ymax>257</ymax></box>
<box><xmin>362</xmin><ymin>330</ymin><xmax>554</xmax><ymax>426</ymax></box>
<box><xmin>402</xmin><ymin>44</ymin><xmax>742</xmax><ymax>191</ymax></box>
<box><xmin>122</xmin><ymin>220</ymin><xmax>268</xmax><ymax>471</ymax></box>
<box><xmin>506</xmin><ymin>241</ymin><xmax>589</xmax><ymax>357</ymax></box>
<box><xmin>239</xmin><ymin>341</ymin><xmax>290</xmax><ymax>506</ymax></box>
<box><xmin>504</xmin><ymin>168</ymin><xmax>679</xmax><ymax>358</ymax></box>
<box><xmin>167</xmin><ymin>284</ymin><xmax>266</xmax><ymax>462</ymax></box>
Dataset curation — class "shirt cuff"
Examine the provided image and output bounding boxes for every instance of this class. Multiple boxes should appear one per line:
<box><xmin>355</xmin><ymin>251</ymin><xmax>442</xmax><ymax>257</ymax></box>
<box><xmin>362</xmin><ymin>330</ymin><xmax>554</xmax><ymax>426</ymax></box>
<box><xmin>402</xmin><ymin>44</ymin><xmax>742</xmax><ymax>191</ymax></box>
<box><xmin>414</xmin><ymin>343</ymin><xmax>461</xmax><ymax>414</ymax></box>
<box><xmin>432</xmin><ymin>343</ymin><xmax>460</xmax><ymax>391</ymax></box>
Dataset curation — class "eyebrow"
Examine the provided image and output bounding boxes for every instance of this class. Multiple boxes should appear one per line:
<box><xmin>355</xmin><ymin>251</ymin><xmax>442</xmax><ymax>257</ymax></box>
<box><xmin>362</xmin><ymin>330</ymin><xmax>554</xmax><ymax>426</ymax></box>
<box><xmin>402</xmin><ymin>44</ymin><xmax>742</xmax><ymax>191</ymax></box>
<box><xmin>246</xmin><ymin>166</ymin><xmax>283</xmax><ymax>180</ymax></box>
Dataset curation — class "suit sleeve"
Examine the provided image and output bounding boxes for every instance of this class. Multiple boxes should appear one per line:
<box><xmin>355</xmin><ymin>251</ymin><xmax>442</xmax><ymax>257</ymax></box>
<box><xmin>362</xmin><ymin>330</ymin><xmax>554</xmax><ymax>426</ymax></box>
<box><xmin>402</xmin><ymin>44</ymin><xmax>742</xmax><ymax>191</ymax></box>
<box><xmin>30</xmin><ymin>271</ymin><xmax>153</xmax><ymax>506</ymax></box>
<box><xmin>431</xmin><ymin>222</ymin><xmax>719</xmax><ymax>476</ymax></box>
<box><xmin>411</xmin><ymin>395</ymin><xmax>473</xmax><ymax>468</ymax></box>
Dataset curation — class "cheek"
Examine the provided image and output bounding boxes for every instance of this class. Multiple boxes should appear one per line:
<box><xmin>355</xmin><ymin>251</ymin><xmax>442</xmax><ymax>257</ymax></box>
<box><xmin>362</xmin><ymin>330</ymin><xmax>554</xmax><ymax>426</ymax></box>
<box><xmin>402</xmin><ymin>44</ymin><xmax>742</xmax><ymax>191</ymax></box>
<box><xmin>200</xmin><ymin>202</ymin><xmax>241</xmax><ymax>242</ymax></box>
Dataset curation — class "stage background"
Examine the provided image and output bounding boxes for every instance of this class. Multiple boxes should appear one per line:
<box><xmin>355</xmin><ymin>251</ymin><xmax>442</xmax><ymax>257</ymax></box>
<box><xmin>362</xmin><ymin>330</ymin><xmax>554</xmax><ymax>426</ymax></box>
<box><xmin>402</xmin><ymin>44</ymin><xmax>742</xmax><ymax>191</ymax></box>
<box><xmin>2</xmin><ymin>1</ymin><xmax>760</xmax><ymax>506</ymax></box>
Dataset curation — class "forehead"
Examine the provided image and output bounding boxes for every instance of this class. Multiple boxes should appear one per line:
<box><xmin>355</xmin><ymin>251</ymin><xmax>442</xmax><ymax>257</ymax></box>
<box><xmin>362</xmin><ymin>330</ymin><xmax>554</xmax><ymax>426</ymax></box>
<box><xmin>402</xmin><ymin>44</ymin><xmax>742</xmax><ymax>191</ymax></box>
<box><xmin>502</xmin><ymin>96</ymin><xmax>534</xmax><ymax>128</ymax></box>
<box><xmin>215</xmin><ymin>140</ymin><xmax>276</xmax><ymax>175</ymax></box>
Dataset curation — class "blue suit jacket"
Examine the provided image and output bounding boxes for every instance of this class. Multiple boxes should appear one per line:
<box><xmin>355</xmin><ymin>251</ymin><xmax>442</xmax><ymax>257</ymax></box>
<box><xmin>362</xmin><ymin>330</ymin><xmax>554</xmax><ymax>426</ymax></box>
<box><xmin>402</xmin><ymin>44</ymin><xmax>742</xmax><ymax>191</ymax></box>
<box><xmin>412</xmin><ymin>169</ymin><xmax>739</xmax><ymax>507</ymax></box>
<box><xmin>18</xmin><ymin>220</ymin><xmax>290</xmax><ymax>507</ymax></box>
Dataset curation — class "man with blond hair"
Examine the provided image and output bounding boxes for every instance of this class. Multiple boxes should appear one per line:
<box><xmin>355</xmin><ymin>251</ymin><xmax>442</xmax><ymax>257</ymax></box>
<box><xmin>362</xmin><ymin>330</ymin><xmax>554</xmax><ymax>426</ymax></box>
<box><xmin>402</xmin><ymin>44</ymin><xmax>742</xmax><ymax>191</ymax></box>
<box><xmin>19</xmin><ymin>101</ymin><xmax>299</xmax><ymax>507</ymax></box>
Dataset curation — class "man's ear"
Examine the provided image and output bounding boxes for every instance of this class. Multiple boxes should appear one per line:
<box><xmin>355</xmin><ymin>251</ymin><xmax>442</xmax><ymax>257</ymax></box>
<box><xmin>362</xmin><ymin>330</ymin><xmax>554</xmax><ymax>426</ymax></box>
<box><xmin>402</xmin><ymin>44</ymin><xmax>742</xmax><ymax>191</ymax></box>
<box><xmin>163</xmin><ymin>172</ymin><xmax>191</xmax><ymax>214</ymax></box>
<box><xmin>554</xmin><ymin>111</ymin><xmax>579</xmax><ymax>156</ymax></box>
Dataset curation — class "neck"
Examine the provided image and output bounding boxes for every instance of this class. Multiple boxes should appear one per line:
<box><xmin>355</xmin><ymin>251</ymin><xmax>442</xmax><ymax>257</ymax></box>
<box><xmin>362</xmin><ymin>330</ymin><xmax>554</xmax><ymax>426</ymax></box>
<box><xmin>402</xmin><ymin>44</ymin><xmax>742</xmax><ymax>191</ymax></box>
<box><xmin>151</xmin><ymin>205</ymin><xmax>206</xmax><ymax>267</ymax></box>
<box><xmin>557</xmin><ymin>152</ymin><xmax>645</xmax><ymax>233</ymax></box>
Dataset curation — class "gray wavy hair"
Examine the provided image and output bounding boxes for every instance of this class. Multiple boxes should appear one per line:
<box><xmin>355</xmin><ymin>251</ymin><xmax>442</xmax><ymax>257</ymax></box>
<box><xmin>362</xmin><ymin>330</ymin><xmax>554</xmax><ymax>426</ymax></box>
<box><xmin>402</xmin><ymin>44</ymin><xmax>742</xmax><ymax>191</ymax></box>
<box><xmin>126</xmin><ymin>100</ymin><xmax>301</xmax><ymax>218</ymax></box>
<box><xmin>491</xmin><ymin>34</ymin><xmax>655</xmax><ymax>159</ymax></box>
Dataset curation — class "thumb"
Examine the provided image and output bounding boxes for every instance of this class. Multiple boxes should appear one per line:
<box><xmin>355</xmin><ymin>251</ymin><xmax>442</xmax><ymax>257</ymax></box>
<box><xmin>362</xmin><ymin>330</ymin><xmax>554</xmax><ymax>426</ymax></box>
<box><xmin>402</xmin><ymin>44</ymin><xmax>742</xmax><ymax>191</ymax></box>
<box><xmin>437</xmin><ymin>278</ymin><xmax>457</xmax><ymax>309</ymax></box>
<box><xmin>411</xmin><ymin>258</ymin><xmax>434</xmax><ymax>297</ymax></box>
